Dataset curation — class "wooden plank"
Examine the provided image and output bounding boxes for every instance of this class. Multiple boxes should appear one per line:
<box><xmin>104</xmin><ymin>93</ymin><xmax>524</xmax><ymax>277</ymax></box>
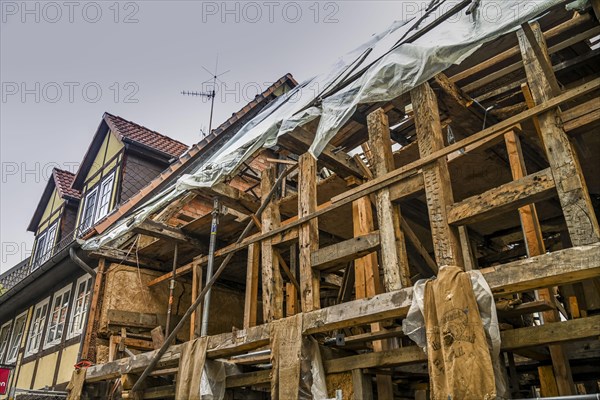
<box><xmin>324</xmin><ymin>315</ymin><xmax>600</xmax><ymax>373</ymax></box>
<box><xmin>400</xmin><ymin>217</ymin><xmax>438</xmax><ymax>274</ymax></box>
<box><xmin>190</xmin><ymin>260</ymin><xmax>202</xmax><ymax>339</ymax></box>
<box><xmin>411</xmin><ymin>81</ymin><xmax>463</xmax><ymax>267</ymax></box>
<box><xmin>447</xmin><ymin>168</ymin><xmax>556</xmax><ymax>225</ymax></box>
<box><xmin>261</xmin><ymin>166</ymin><xmax>283</xmax><ymax>322</ymax></box>
<box><xmin>90</xmin><ymin>248</ymin><xmax>163</xmax><ymax>270</ymax></box>
<box><xmin>562</xmin><ymin>97</ymin><xmax>600</xmax><ymax>133</ymax></box>
<box><xmin>286</xmin><ymin>244</ymin><xmax>299</xmax><ymax>316</ymax></box>
<box><xmin>244</xmin><ymin>243</ymin><xmax>260</xmax><ymax>328</ymax></box>
<box><xmin>352</xmin><ymin>369</ymin><xmax>374</xmax><ymax>400</ymax></box>
<box><xmin>82</xmin><ymin>257</ymin><xmax>105</xmax><ymax>361</ymax></box>
<box><xmin>367</xmin><ymin>108</ymin><xmax>411</xmax><ymax>289</ymax></box>
<box><xmin>133</xmin><ymin>220</ymin><xmax>206</xmax><ymax>250</ymax></box>
<box><xmin>226</xmin><ymin>370</ymin><xmax>270</xmax><ymax>388</ymax></box>
<box><xmin>298</xmin><ymin>153</ymin><xmax>320</xmax><ymax>312</ymax></box>
<box><xmin>311</xmin><ymin>232</ymin><xmax>381</xmax><ymax>271</ymax></box>
<box><xmin>84</xmin><ymin>245</ymin><xmax>600</xmax><ymax>383</ymax></box>
<box><xmin>518</xmin><ymin>22</ymin><xmax>600</xmax><ymax>246</ymax></box>
<box><xmin>196</xmin><ymin>182</ymin><xmax>260</xmax><ymax>214</ymax></box>
<box><xmin>539</xmin><ymin>365</ymin><xmax>560</xmax><ymax>397</ymax></box>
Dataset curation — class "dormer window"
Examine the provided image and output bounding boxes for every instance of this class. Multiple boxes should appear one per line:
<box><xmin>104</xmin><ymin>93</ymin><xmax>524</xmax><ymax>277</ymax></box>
<box><xmin>31</xmin><ymin>222</ymin><xmax>58</xmax><ymax>270</ymax></box>
<box><xmin>79</xmin><ymin>172</ymin><xmax>115</xmax><ymax>234</ymax></box>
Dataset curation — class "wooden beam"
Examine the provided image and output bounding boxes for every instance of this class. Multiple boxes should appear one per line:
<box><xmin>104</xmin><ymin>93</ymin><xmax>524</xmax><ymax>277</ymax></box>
<box><xmin>311</xmin><ymin>232</ymin><xmax>380</xmax><ymax>272</ymax></box>
<box><xmin>400</xmin><ymin>217</ymin><xmax>438</xmax><ymax>275</ymax></box>
<box><xmin>298</xmin><ymin>153</ymin><xmax>320</xmax><ymax>312</ymax></box>
<box><xmin>324</xmin><ymin>315</ymin><xmax>600</xmax><ymax>373</ymax></box>
<box><xmin>196</xmin><ymin>182</ymin><xmax>260</xmax><ymax>214</ymax></box>
<box><xmin>81</xmin><ymin>257</ymin><xmax>105</xmax><ymax>361</ymax></box>
<box><xmin>352</xmin><ymin>369</ymin><xmax>374</xmax><ymax>400</ymax></box>
<box><xmin>518</xmin><ymin>22</ymin><xmax>600</xmax><ymax>246</ymax></box>
<box><xmin>190</xmin><ymin>260</ymin><xmax>202</xmax><ymax>340</ymax></box>
<box><xmin>367</xmin><ymin>108</ymin><xmax>411</xmax><ymax>289</ymax></box>
<box><xmin>133</xmin><ymin>220</ymin><xmax>206</xmax><ymax>250</ymax></box>
<box><xmin>261</xmin><ymin>166</ymin><xmax>283</xmax><ymax>322</ymax></box>
<box><xmin>447</xmin><ymin>168</ymin><xmax>556</xmax><ymax>226</ymax></box>
<box><xmin>411</xmin><ymin>82</ymin><xmax>463</xmax><ymax>268</ymax></box>
<box><xmin>244</xmin><ymin>243</ymin><xmax>260</xmax><ymax>329</ymax></box>
<box><xmin>84</xmin><ymin>245</ymin><xmax>600</xmax><ymax>383</ymax></box>
<box><xmin>90</xmin><ymin>248</ymin><xmax>163</xmax><ymax>270</ymax></box>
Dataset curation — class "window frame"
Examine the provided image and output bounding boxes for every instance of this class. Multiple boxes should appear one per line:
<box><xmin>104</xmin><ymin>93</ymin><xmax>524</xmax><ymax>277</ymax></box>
<box><xmin>24</xmin><ymin>297</ymin><xmax>50</xmax><ymax>357</ymax></box>
<box><xmin>95</xmin><ymin>172</ymin><xmax>115</xmax><ymax>223</ymax></box>
<box><xmin>0</xmin><ymin>320</ymin><xmax>13</xmax><ymax>364</ymax></box>
<box><xmin>67</xmin><ymin>274</ymin><xmax>93</xmax><ymax>339</ymax></box>
<box><xmin>6</xmin><ymin>311</ymin><xmax>28</xmax><ymax>364</ymax></box>
<box><xmin>31</xmin><ymin>221</ymin><xmax>59</xmax><ymax>270</ymax></box>
<box><xmin>44</xmin><ymin>284</ymin><xmax>72</xmax><ymax>349</ymax></box>
<box><xmin>79</xmin><ymin>186</ymin><xmax>98</xmax><ymax>233</ymax></box>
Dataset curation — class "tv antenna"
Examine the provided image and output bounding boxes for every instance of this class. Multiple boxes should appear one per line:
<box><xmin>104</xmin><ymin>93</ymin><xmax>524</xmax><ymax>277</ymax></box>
<box><xmin>181</xmin><ymin>55</ymin><xmax>230</xmax><ymax>134</ymax></box>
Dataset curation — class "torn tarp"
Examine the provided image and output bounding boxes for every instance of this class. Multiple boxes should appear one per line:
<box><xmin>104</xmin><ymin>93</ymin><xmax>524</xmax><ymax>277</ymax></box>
<box><xmin>83</xmin><ymin>0</ymin><xmax>564</xmax><ymax>251</ymax></box>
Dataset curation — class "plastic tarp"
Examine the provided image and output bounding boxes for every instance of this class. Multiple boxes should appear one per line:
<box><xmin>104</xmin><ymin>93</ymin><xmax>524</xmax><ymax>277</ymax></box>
<box><xmin>83</xmin><ymin>0</ymin><xmax>564</xmax><ymax>251</ymax></box>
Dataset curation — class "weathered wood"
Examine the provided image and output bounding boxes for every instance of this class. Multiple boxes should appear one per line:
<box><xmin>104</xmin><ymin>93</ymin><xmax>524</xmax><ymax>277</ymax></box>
<box><xmin>518</xmin><ymin>22</ymin><xmax>600</xmax><ymax>246</ymax></box>
<box><xmin>82</xmin><ymin>257</ymin><xmax>105</xmax><ymax>361</ymax></box>
<box><xmin>196</xmin><ymin>182</ymin><xmax>260</xmax><ymax>214</ymax></box>
<box><xmin>367</xmin><ymin>108</ymin><xmax>411</xmax><ymax>290</ymax></box>
<box><xmin>298</xmin><ymin>153</ymin><xmax>320</xmax><ymax>312</ymax></box>
<box><xmin>90</xmin><ymin>248</ymin><xmax>163</xmax><ymax>270</ymax></box>
<box><xmin>400</xmin><ymin>217</ymin><xmax>438</xmax><ymax>274</ymax></box>
<box><xmin>85</xmin><ymin>245</ymin><xmax>600</xmax><ymax>383</ymax></box>
<box><xmin>411</xmin><ymin>82</ymin><xmax>463</xmax><ymax>268</ymax></box>
<box><xmin>324</xmin><ymin>315</ymin><xmax>600</xmax><ymax>373</ymax></box>
<box><xmin>133</xmin><ymin>220</ymin><xmax>206</xmax><ymax>250</ymax></box>
<box><xmin>244</xmin><ymin>243</ymin><xmax>260</xmax><ymax>328</ymax></box>
<box><xmin>311</xmin><ymin>232</ymin><xmax>380</xmax><ymax>272</ymax></box>
<box><xmin>261</xmin><ymin>166</ymin><xmax>283</xmax><ymax>322</ymax></box>
<box><xmin>226</xmin><ymin>370</ymin><xmax>270</xmax><ymax>388</ymax></box>
<box><xmin>190</xmin><ymin>260</ymin><xmax>202</xmax><ymax>340</ymax></box>
<box><xmin>286</xmin><ymin>244</ymin><xmax>299</xmax><ymax>316</ymax></box>
<box><xmin>352</xmin><ymin>369</ymin><xmax>374</xmax><ymax>400</ymax></box>
<box><xmin>447</xmin><ymin>168</ymin><xmax>557</xmax><ymax>226</ymax></box>
<box><xmin>539</xmin><ymin>366</ymin><xmax>560</xmax><ymax>397</ymax></box>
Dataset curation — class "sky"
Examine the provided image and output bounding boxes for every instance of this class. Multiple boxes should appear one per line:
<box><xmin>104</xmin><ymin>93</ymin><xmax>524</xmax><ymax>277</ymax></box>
<box><xmin>0</xmin><ymin>0</ymin><xmax>416</xmax><ymax>273</ymax></box>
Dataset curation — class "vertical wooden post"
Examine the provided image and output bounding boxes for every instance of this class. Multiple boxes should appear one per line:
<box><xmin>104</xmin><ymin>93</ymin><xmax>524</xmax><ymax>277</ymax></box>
<box><xmin>190</xmin><ymin>259</ymin><xmax>203</xmax><ymax>339</ymax></box>
<box><xmin>505</xmin><ymin>128</ymin><xmax>576</xmax><ymax>394</ymax></box>
<box><xmin>81</xmin><ymin>257</ymin><xmax>106</xmax><ymax>361</ymax></box>
<box><xmin>298</xmin><ymin>153</ymin><xmax>320</xmax><ymax>312</ymax></box>
<box><xmin>517</xmin><ymin>22</ymin><xmax>600</xmax><ymax>246</ymax></box>
<box><xmin>286</xmin><ymin>244</ymin><xmax>299</xmax><ymax>316</ymax></box>
<box><xmin>261</xmin><ymin>166</ymin><xmax>283</xmax><ymax>322</ymax></box>
<box><xmin>367</xmin><ymin>108</ymin><xmax>411</xmax><ymax>289</ymax></box>
<box><xmin>538</xmin><ymin>365</ymin><xmax>560</xmax><ymax>397</ymax></box>
<box><xmin>352</xmin><ymin>369</ymin><xmax>373</xmax><ymax>400</ymax></box>
<box><xmin>244</xmin><ymin>243</ymin><xmax>260</xmax><ymax>328</ymax></box>
<box><xmin>352</xmin><ymin>196</ymin><xmax>394</xmax><ymax>399</ymax></box>
<box><xmin>411</xmin><ymin>82</ymin><xmax>464</xmax><ymax>268</ymax></box>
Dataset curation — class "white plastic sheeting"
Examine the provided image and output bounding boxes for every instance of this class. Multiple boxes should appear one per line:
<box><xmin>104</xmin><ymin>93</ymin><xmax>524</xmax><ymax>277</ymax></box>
<box><xmin>83</xmin><ymin>0</ymin><xmax>564</xmax><ymax>251</ymax></box>
<box><xmin>402</xmin><ymin>269</ymin><xmax>508</xmax><ymax>398</ymax></box>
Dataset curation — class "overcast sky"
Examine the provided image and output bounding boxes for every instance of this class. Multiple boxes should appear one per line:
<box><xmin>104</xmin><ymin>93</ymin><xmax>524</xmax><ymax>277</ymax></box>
<box><xmin>0</xmin><ymin>0</ymin><xmax>412</xmax><ymax>273</ymax></box>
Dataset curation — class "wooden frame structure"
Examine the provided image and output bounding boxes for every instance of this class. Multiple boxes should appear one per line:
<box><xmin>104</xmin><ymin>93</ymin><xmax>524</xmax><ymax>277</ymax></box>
<box><xmin>77</xmin><ymin>5</ymin><xmax>600</xmax><ymax>400</ymax></box>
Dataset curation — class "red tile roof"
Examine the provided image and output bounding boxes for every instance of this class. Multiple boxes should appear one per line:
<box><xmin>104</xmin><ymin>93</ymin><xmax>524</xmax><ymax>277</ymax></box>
<box><xmin>104</xmin><ymin>113</ymin><xmax>189</xmax><ymax>158</ymax></box>
<box><xmin>53</xmin><ymin>168</ymin><xmax>81</xmax><ymax>200</ymax></box>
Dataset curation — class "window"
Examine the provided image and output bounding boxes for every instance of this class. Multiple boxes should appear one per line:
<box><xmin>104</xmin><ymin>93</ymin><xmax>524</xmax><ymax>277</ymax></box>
<box><xmin>0</xmin><ymin>321</ymin><xmax>12</xmax><ymax>363</ymax></box>
<box><xmin>68</xmin><ymin>275</ymin><xmax>93</xmax><ymax>339</ymax></box>
<box><xmin>31</xmin><ymin>222</ymin><xmax>58</xmax><ymax>270</ymax></box>
<box><xmin>6</xmin><ymin>312</ymin><xmax>27</xmax><ymax>363</ymax></box>
<box><xmin>80</xmin><ymin>187</ymin><xmax>98</xmax><ymax>233</ymax></box>
<box><xmin>44</xmin><ymin>285</ymin><xmax>72</xmax><ymax>348</ymax></box>
<box><xmin>95</xmin><ymin>173</ymin><xmax>115</xmax><ymax>221</ymax></box>
<box><xmin>79</xmin><ymin>171</ymin><xmax>116</xmax><ymax>234</ymax></box>
<box><xmin>25</xmin><ymin>298</ymin><xmax>50</xmax><ymax>356</ymax></box>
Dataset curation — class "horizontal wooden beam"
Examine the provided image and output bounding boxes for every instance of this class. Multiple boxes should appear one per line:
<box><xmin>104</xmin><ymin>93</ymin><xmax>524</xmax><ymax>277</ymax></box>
<box><xmin>447</xmin><ymin>168</ymin><xmax>556</xmax><ymax>226</ymax></box>
<box><xmin>195</xmin><ymin>183</ymin><xmax>260</xmax><ymax>214</ymax></box>
<box><xmin>89</xmin><ymin>248</ymin><xmax>163</xmax><ymax>270</ymax></box>
<box><xmin>133</xmin><ymin>220</ymin><xmax>207</xmax><ymax>250</ymax></box>
<box><xmin>85</xmin><ymin>244</ymin><xmax>600</xmax><ymax>383</ymax></box>
<box><xmin>324</xmin><ymin>315</ymin><xmax>600</xmax><ymax>373</ymax></box>
<box><xmin>311</xmin><ymin>231</ymin><xmax>380</xmax><ymax>271</ymax></box>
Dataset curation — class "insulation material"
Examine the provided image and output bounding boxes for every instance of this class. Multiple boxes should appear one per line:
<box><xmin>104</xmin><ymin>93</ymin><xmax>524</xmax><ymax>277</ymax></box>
<box><xmin>270</xmin><ymin>314</ymin><xmax>304</xmax><ymax>400</ymax></box>
<box><xmin>65</xmin><ymin>368</ymin><xmax>87</xmax><ymax>400</ymax></box>
<box><xmin>403</xmin><ymin>266</ymin><xmax>507</xmax><ymax>399</ymax></box>
<box><xmin>83</xmin><ymin>0</ymin><xmax>563</xmax><ymax>252</ymax></box>
<box><xmin>176</xmin><ymin>337</ymin><xmax>209</xmax><ymax>400</ymax></box>
<box><xmin>300</xmin><ymin>337</ymin><xmax>328</xmax><ymax>400</ymax></box>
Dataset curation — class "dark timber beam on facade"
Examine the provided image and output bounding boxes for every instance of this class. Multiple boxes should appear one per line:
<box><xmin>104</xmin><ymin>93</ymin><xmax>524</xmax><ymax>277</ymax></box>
<box><xmin>84</xmin><ymin>243</ymin><xmax>600</xmax><ymax>383</ymax></box>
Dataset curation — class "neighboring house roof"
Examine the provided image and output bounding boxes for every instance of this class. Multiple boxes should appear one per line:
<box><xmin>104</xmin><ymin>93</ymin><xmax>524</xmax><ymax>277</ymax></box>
<box><xmin>73</xmin><ymin>113</ymin><xmax>189</xmax><ymax>188</ymax></box>
<box><xmin>104</xmin><ymin>113</ymin><xmax>189</xmax><ymax>159</ymax></box>
<box><xmin>92</xmin><ymin>73</ymin><xmax>298</xmax><ymax>236</ymax></box>
<box><xmin>27</xmin><ymin>168</ymin><xmax>80</xmax><ymax>232</ymax></box>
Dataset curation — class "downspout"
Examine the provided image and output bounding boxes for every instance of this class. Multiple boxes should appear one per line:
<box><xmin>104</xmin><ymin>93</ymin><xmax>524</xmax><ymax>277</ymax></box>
<box><xmin>69</xmin><ymin>247</ymin><xmax>97</xmax><ymax>362</ymax></box>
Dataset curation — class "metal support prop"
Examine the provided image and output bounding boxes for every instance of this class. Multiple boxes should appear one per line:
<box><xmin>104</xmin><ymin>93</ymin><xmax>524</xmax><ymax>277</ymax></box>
<box><xmin>201</xmin><ymin>197</ymin><xmax>220</xmax><ymax>336</ymax></box>
<box><xmin>131</xmin><ymin>163</ymin><xmax>297</xmax><ymax>393</ymax></box>
<box><xmin>165</xmin><ymin>243</ymin><xmax>178</xmax><ymax>337</ymax></box>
